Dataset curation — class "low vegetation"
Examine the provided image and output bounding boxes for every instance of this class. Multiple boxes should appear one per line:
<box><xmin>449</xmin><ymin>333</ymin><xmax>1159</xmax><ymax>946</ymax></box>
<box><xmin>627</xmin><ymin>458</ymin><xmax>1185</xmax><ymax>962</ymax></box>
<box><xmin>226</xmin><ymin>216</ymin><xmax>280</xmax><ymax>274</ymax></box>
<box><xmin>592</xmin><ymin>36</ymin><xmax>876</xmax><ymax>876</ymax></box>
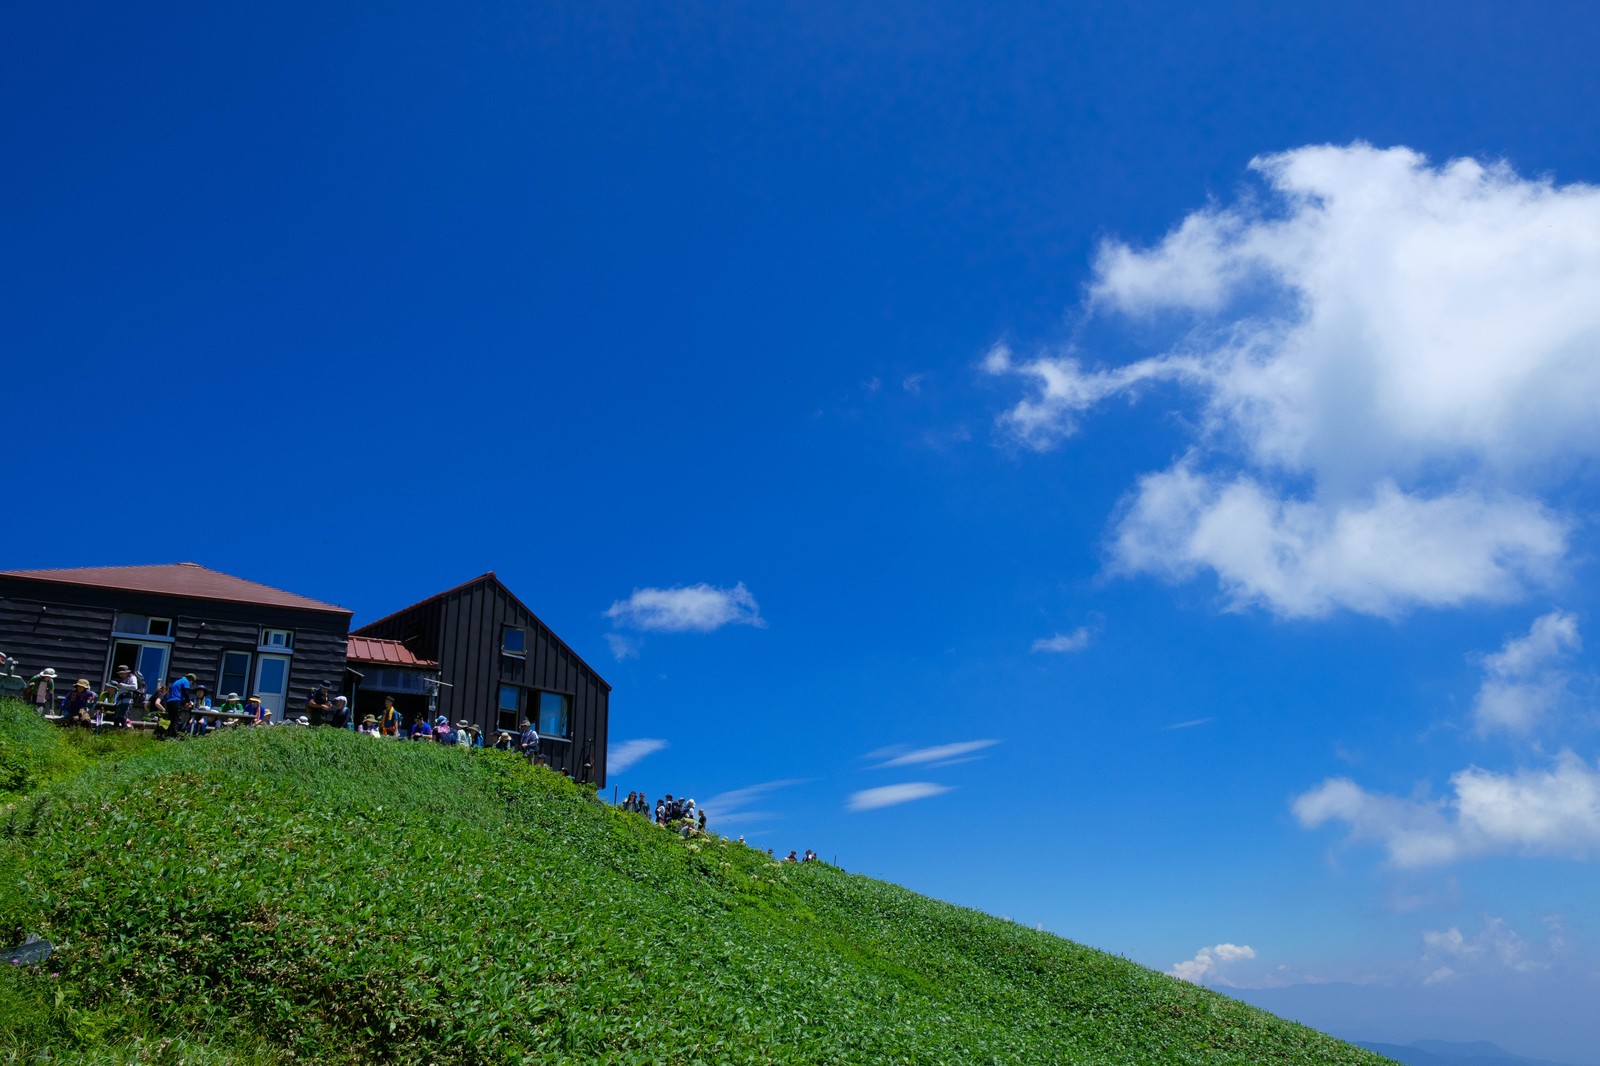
<box><xmin>1</xmin><ymin>699</ymin><xmax>1390</xmax><ymax>1064</ymax></box>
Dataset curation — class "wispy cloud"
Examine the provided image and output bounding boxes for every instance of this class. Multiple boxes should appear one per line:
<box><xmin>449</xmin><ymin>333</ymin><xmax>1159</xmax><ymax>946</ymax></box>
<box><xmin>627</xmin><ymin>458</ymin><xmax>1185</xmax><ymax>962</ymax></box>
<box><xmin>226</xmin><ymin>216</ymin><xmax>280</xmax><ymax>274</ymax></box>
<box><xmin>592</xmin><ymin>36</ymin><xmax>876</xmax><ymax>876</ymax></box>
<box><xmin>848</xmin><ymin>782</ymin><xmax>952</xmax><ymax>812</ymax></box>
<box><xmin>701</xmin><ymin>779</ymin><xmax>806</xmax><ymax>826</ymax></box>
<box><xmin>605</xmin><ymin>582</ymin><xmax>765</xmax><ymax>633</ymax></box>
<box><xmin>1031</xmin><ymin>627</ymin><xmax>1093</xmax><ymax>654</ymax></box>
<box><xmin>1162</xmin><ymin>717</ymin><xmax>1215</xmax><ymax>731</ymax></box>
<box><xmin>868</xmin><ymin>739</ymin><xmax>999</xmax><ymax>768</ymax></box>
<box><xmin>606</xmin><ymin>633</ymin><xmax>642</xmax><ymax>661</ymax></box>
<box><xmin>607</xmin><ymin>738</ymin><xmax>667</xmax><ymax>775</ymax></box>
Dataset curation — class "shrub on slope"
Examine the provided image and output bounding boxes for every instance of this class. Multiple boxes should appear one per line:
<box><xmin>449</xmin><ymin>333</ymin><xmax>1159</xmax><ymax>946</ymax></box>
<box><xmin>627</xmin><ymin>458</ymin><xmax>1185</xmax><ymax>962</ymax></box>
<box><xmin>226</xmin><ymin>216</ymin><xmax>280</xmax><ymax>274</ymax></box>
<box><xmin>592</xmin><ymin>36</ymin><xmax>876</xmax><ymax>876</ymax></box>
<box><xmin>1</xmin><ymin>726</ymin><xmax>1390</xmax><ymax>1065</ymax></box>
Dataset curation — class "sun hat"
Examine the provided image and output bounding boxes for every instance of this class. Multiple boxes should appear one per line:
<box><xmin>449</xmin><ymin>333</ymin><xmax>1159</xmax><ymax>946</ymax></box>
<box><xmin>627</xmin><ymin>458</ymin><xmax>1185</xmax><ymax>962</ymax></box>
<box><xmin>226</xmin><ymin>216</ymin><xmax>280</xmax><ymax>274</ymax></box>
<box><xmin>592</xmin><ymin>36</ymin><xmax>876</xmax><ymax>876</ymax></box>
<box><xmin>435</xmin><ymin>715</ymin><xmax>448</xmax><ymax>725</ymax></box>
<box><xmin>455</xmin><ymin>720</ymin><xmax>469</xmax><ymax>728</ymax></box>
<box><xmin>295</xmin><ymin>715</ymin><xmax>310</xmax><ymax>726</ymax></box>
<box><xmin>362</xmin><ymin>714</ymin><xmax>378</xmax><ymax>724</ymax></box>
<box><xmin>246</xmin><ymin>695</ymin><xmax>261</xmax><ymax>703</ymax></box>
<box><xmin>74</xmin><ymin>678</ymin><xmax>90</xmax><ymax>689</ymax></box>
<box><xmin>225</xmin><ymin>692</ymin><xmax>240</xmax><ymax>701</ymax></box>
<box><xmin>40</xmin><ymin>668</ymin><xmax>57</xmax><ymax>678</ymax></box>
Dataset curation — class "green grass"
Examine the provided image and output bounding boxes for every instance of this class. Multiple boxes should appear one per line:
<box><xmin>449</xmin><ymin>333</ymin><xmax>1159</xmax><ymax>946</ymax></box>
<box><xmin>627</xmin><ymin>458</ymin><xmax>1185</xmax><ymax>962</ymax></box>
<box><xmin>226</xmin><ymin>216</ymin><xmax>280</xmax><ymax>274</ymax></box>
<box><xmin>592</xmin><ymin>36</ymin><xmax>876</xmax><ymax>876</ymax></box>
<box><xmin>0</xmin><ymin>701</ymin><xmax>1393</xmax><ymax>1064</ymax></box>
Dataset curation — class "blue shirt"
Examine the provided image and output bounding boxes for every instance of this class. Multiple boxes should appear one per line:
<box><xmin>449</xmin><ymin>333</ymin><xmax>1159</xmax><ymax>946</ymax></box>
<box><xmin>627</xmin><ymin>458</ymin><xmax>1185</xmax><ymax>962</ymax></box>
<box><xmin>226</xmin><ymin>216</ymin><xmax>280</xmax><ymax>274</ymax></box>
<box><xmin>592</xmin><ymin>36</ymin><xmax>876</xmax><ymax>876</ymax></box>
<box><xmin>168</xmin><ymin>677</ymin><xmax>192</xmax><ymax>704</ymax></box>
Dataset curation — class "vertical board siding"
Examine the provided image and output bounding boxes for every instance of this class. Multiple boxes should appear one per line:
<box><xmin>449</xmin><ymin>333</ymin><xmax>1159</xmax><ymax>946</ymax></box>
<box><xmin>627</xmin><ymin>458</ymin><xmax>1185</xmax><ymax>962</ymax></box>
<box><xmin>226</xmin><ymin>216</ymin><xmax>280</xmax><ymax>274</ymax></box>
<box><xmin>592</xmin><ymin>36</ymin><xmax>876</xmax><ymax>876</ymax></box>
<box><xmin>350</xmin><ymin>574</ymin><xmax>611</xmax><ymax>786</ymax></box>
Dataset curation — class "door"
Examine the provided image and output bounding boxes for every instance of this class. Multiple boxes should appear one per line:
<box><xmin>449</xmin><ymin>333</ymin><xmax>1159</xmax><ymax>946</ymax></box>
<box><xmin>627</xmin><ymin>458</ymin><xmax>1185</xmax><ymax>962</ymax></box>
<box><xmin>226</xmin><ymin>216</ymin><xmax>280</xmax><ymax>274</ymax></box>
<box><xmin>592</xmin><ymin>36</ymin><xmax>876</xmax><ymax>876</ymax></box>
<box><xmin>254</xmin><ymin>654</ymin><xmax>291</xmax><ymax>720</ymax></box>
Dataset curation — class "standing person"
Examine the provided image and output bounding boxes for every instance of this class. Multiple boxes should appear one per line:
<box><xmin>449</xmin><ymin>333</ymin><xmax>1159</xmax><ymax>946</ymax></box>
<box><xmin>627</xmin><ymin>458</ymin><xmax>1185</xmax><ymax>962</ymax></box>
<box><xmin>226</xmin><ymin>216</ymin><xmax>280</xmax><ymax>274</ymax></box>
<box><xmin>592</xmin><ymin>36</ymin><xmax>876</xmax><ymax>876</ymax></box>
<box><xmin>305</xmin><ymin>682</ymin><xmax>333</xmax><ymax>726</ymax></box>
<box><xmin>518</xmin><ymin>718</ymin><xmax>539</xmax><ymax>762</ymax></box>
<box><xmin>105</xmin><ymin>665</ymin><xmax>139</xmax><ymax>728</ymax></box>
<box><xmin>27</xmin><ymin>668</ymin><xmax>57</xmax><ymax>716</ymax></box>
<box><xmin>379</xmin><ymin>696</ymin><xmax>401</xmax><ymax>737</ymax></box>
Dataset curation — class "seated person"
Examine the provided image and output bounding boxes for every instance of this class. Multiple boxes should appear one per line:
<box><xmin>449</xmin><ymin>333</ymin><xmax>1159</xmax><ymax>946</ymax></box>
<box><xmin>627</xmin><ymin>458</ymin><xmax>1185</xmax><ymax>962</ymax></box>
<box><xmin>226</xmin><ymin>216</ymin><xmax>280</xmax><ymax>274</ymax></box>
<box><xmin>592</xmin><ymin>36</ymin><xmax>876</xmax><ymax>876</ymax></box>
<box><xmin>329</xmin><ymin>695</ymin><xmax>352</xmax><ymax>730</ymax></box>
<box><xmin>191</xmin><ymin>686</ymin><xmax>213</xmax><ymax>710</ymax></box>
<box><xmin>409</xmin><ymin>715</ymin><xmax>433</xmax><ymax>741</ymax></box>
<box><xmin>493</xmin><ymin>730</ymin><xmax>514</xmax><ymax>751</ymax></box>
<box><xmin>246</xmin><ymin>695</ymin><xmax>269</xmax><ymax>725</ymax></box>
<box><xmin>219</xmin><ymin>692</ymin><xmax>246</xmax><ymax>713</ymax></box>
<box><xmin>63</xmin><ymin>679</ymin><xmax>96</xmax><ymax>721</ymax></box>
<box><xmin>358</xmin><ymin>715</ymin><xmax>381</xmax><ymax>736</ymax></box>
<box><xmin>432</xmin><ymin>716</ymin><xmax>452</xmax><ymax>743</ymax></box>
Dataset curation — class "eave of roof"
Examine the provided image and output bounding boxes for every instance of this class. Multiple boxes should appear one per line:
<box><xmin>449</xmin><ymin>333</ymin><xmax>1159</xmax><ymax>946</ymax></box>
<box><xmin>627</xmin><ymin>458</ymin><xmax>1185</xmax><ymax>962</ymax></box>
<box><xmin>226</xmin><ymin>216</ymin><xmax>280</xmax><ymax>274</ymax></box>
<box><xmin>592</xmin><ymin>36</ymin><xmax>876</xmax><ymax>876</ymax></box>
<box><xmin>0</xmin><ymin>562</ymin><xmax>351</xmax><ymax>615</ymax></box>
<box><xmin>353</xmin><ymin>572</ymin><xmax>611</xmax><ymax>691</ymax></box>
<box><xmin>346</xmin><ymin>636</ymin><xmax>439</xmax><ymax>669</ymax></box>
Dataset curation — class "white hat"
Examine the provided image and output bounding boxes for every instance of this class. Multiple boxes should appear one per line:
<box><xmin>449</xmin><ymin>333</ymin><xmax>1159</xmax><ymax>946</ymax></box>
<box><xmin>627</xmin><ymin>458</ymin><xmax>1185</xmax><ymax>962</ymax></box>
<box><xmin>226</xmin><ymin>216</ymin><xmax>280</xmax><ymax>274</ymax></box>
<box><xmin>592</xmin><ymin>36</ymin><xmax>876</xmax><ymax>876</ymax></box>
<box><xmin>333</xmin><ymin>695</ymin><xmax>347</xmax><ymax>704</ymax></box>
<box><xmin>40</xmin><ymin>668</ymin><xmax>57</xmax><ymax>678</ymax></box>
<box><xmin>295</xmin><ymin>715</ymin><xmax>310</xmax><ymax>726</ymax></box>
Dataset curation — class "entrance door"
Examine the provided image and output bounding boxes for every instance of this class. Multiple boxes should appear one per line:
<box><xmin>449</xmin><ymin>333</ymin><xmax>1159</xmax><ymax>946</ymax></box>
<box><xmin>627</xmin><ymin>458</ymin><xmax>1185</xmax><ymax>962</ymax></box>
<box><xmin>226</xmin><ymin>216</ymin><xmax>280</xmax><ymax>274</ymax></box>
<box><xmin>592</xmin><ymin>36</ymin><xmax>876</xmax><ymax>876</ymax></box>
<box><xmin>254</xmin><ymin>654</ymin><xmax>291</xmax><ymax>721</ymax></box>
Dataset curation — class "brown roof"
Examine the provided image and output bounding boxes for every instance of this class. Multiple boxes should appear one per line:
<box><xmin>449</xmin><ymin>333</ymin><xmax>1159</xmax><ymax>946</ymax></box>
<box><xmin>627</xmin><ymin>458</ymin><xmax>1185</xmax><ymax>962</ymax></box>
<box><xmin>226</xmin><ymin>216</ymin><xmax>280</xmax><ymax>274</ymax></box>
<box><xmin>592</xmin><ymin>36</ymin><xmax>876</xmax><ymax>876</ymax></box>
<box><xmin>346</xmin><ymin>636</ymin><xmax>438</xmax><ymax>669</ymax></box>
<box><xmin>0</xmin><ymin>562</ymin><xmax>350</xmax><ymax>615</ymax></box>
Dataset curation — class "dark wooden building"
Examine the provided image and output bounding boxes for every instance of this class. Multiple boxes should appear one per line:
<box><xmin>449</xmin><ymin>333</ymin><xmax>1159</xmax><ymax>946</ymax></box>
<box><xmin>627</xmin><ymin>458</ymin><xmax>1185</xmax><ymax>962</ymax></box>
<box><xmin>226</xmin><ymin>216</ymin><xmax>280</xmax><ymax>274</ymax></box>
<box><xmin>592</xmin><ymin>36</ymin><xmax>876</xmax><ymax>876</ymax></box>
<box><xmin>344</xmin><ymin>635</ymin><xmax>439</xmax><ymax>725</ymax></box>
<box><xmin>354</xmin><ymin>573</ymin><xmax>610</xmax><ymax>785</ymax></box>
<box><xmin>0</xmin><ymin>563</ymin><xmax>350</xmax><ymax>721</ymax></box>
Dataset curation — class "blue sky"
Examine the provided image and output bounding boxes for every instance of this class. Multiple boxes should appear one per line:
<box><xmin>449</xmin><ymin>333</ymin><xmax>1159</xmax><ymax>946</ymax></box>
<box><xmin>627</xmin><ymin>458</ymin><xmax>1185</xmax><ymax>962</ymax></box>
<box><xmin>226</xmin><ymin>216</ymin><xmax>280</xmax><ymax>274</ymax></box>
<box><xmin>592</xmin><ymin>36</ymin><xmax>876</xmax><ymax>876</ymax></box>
<box><xmin>8</xmin><ymin>2</ymin><xmax>1600</xmax><ymax>1060</ymax></box>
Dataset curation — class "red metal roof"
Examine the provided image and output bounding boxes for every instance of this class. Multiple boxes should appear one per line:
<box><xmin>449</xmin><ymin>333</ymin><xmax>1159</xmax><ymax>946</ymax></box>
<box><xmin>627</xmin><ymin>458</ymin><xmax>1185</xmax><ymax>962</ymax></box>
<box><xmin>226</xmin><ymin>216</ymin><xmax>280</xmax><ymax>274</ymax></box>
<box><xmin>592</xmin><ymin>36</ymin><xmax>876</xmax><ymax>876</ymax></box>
<box><xmin>346</xmin><ymin>636</ymin><xmax>438</xmax><ymax>669</ymax></box>
<box><xmin>0</xmin><ymin>562</ymin><xmax>350</xmax><ymax>615</ymax></box>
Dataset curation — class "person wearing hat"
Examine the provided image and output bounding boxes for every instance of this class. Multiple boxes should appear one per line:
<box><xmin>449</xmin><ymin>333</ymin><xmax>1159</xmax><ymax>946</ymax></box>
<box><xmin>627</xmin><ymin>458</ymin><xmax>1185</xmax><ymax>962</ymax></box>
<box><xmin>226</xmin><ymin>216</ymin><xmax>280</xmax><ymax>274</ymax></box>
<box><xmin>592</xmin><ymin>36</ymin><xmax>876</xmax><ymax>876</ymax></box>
<box><xmin>105</xmin><ymin>665</ymin><xmax>140</xmax><ymax>728</ymax></box>
<box><xmin>305</xmin><ymin>683</ymin><xmax>333</xmax><ymax>726</ymax></box>
<box><xmin>219</xmin><ymin>692</ymin><xmax>245</xmax><ymax>714</ymax></box>
<box><xmin>493</xmin><ymin>730</ymin><xmax>514</xmax><ymax>751</ymax></box>
<box><xmin>432</xmin><ymin>716</ymin><xmax>452</xmax><ymax>744</ymax></box>
<box><xmin>329</xmin><ymin>694</ymin><xmax>351</xmax><ymax>730</ymax></box>
<box><xmin>518</xmin><ymin>718</ymin><xmax>539</xmax><ymax>763</ymax></box>
<box><xmin>247</xmin><ymin>694</ymin><xmax>269</xmax><ymax>726</ymax></box>
<box><xmin>453</xmin><ymin>720</ymin><xmax>473</xmax><ymax>747</ymax></box>
<box><xmin>357</xmin><ymin>714</ymin><xmax>380</xmax><ymax>736</ymax></box>
<box><xmin>63</xmin><ymin>679</ymin><xmax>95</xmax><ymax>724</ymax></box>
<box><xmin>379</xmin><ymin>696</ymin><xmax>401</xmax><ymax>737</ymax></box>
<box><xmin>27</xmin><ymin>667</ymin><xmax>57</xmax><ymax>716</ymax></box>
<box><xmin>294</xmin><ymin>715</ymin><xmax>310</xmax><ymax>727</ymax></box>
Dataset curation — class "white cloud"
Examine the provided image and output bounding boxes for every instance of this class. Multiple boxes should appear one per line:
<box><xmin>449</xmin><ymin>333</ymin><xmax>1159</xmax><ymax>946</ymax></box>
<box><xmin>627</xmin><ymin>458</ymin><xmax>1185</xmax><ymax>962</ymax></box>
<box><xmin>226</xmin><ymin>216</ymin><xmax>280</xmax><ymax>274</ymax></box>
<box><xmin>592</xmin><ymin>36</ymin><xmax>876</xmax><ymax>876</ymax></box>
<box><xmin>1472</xmin><ymin>611</ymin><xmax>1581</xmax><ymax>735</ymax></box>
<box><xmin>701</xmin><ymin>779</ymin><xmax>806</xmax><ymax>826</ymax></box>
<box><xmin>988</xmin><ymin>144</ymin><xmax>1600</xmax><ymax>618</ymax></box>
<box><xmin>867</xmin><ymin>739</ymin><xmax>999</xmax><ymax>768</ymax></box>
<box><xmin>1293</xmin><ymin>751</ymin><xmax>1600</xmax><ymax>867</ymax></box>
<box><xmin>606</xmin><ymin>633</ymin><xmax>643</xmax><ymax>661</ymax></box>
<box><xmin>1031</xmin><ymin>627</ymin><xmax>1094</xmax><ymax>653</ymax></box>
<box><xmin>1168</xmin><ymin>943</ymin><xmax>1257</xmax><ymax>985</ymax></box>
<box><xmin>607</xmin><ymin>738</ymin><xmax>667</xmax><ymax>775</ymax></box>
<box><xmin>1162</xmin><ymin>717</ymin><xmax>1215</xmax><ymax>731</ymax></box>
<box><xmin>1422</xmin><ymin>916</ymin><xmax>1545</xmax><ymax>975</ymax></box>
<box><xmin>605</xmin><ymin>582</ymin><xmax>765</xmax><ymax>633</ymax></box>
<box><xmin>847</xmin><ymin>782</ymin><xmax>953</xmax><ymax>811</ymax></box>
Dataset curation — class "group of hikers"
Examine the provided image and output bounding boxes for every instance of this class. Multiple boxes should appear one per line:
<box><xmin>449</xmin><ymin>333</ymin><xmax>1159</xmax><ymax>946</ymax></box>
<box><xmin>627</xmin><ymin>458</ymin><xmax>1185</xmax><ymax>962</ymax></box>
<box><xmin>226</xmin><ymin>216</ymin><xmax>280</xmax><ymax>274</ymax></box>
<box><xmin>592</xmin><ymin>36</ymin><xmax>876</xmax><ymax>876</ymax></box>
<box><xmin>620</xmin><ymin>790</ymin><xmax>709</xmax><ymax>835</ymax></box>
<box><xmin>7</xmin><ymin>659</ymin><xmax>547</xmax><ymax>760</ymax></box>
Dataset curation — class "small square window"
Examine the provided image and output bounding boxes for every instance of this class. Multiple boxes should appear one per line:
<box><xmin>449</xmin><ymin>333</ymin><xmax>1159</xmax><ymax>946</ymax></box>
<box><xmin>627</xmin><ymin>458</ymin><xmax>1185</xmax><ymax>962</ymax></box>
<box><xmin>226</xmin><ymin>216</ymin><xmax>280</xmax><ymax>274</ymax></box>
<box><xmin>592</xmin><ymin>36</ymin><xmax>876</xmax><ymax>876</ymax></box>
<box><xmin>501</xmin><ymin>627</ymin><xmax>527</xmax><ymax>658</ymax></box>
<box><xmin>260</xmin><ymin>628</ymin><xmax>295</xmax><ymax>650</ymax></box>
<box><xmin>148</xmin><ymin>617</ymin><xmax>173</xmax><ymax>637</ymax></box>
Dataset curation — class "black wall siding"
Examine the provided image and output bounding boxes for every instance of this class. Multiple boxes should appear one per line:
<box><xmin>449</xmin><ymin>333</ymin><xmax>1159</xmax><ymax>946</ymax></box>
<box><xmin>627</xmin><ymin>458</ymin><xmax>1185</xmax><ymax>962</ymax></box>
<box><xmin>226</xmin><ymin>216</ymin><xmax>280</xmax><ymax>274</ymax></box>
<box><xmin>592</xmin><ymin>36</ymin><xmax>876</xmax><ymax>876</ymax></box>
<box><xmin>0</xmin><ymin>578</ymin><xmax>349</xmax><ymax>714</ymax></box>
<box><xmin>351</xmin><ymin>574</ymin><xmax>610</xmax><ymax>787</ymax></box>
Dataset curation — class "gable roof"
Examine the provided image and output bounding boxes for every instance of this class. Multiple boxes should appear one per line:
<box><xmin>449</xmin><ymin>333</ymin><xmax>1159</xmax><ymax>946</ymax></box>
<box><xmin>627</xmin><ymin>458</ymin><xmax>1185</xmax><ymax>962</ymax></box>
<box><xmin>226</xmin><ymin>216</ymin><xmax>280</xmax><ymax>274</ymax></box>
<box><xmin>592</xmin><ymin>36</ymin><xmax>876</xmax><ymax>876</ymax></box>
<box><xmin>347</xmin><ymin>636</ymin><xmax>439</xmax><ymax>669</ymax></box>
<box><xmin>354</xmin><ymin>572</ymin><xmax>610</xmax><ymax>691</ymax></box>
<box><xmin>0</xmin><ymin>562</ymin><xmax>350</xmax><ymax>615</ymax></box>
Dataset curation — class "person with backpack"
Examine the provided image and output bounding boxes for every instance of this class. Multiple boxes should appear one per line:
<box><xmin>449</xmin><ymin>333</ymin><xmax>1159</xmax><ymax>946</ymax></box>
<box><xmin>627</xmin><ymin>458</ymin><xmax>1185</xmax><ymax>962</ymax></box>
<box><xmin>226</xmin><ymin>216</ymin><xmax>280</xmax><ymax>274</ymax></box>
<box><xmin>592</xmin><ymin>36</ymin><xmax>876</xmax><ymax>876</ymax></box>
<box><xmin>379</xmin><ymin>696</ymin><xmax>401</xmax><ymax>737</ymax></box>
<box><xmin>26</xmin><ymin>668</ymin><xmax>57</xmax><ymax>716</ymax></box>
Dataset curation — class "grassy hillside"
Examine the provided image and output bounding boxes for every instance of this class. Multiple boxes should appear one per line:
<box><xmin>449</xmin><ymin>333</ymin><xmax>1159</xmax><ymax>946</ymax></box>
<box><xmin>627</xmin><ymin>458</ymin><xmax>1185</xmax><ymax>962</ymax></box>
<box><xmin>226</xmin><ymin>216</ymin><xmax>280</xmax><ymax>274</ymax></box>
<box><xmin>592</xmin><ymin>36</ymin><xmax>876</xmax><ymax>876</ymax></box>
<box><xmin>1</xmin><ymin>701</ymin><xmax>1391</xmax><ymax>1065</ymax></box>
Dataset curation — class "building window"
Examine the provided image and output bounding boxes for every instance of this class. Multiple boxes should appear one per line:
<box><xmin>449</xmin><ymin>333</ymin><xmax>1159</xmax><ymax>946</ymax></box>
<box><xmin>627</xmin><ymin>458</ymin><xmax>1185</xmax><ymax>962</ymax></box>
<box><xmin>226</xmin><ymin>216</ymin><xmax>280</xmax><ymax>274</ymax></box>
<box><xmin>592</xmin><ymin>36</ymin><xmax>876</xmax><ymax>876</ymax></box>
<box><xmin>218</xmin><ymin>651</ymin><xmax>252</xmax><ymax>699</ymax></box>
<box><xmin>501</xmin><ymin>626</ymin><xmax>527</xmax><ymax>659</ymax></box>
<box><xmin>113</xmin><ymin>613</ymin><xmax>175</xmax><ymax>640</ymax></box>
<box><xmin>107</xmin><ymin>641</ymin><xmax>169</xmax><ymax>691</ymax></box>
<box><xmin>498</xmin><ymin>684</ymin><xmax>523</xmax><ymax>733</ymax></box>
<box><xmin>538</xmin><ymin>692</ymin><xmax>570</xmax><ymax>740</ymax></box>
<box><xmin>260</xmin><ymin>628</ymin><xmax>295</xmax><ymax>651</ymax></box>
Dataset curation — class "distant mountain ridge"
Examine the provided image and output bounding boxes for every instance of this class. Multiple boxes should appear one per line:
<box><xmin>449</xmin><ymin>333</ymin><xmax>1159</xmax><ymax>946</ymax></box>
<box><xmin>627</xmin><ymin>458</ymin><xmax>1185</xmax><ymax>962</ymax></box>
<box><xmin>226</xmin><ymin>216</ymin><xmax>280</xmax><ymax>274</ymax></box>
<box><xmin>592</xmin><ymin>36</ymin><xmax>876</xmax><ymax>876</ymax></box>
<box><xmin>1357</xmin><ymin>1038</ymin><xmax>1574</xmax><ymax>1066</ymax></box>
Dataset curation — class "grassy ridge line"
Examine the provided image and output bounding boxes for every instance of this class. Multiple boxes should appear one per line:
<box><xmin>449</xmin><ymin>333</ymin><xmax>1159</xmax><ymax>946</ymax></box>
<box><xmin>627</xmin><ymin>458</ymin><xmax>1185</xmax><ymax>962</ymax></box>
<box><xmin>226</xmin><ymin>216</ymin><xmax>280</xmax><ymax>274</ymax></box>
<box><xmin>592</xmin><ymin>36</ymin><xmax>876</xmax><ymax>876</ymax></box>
<box><xmin>0</xmin><ymin>707</ymin><xmax>1394</xmax><ymax>1065</ymax></box>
